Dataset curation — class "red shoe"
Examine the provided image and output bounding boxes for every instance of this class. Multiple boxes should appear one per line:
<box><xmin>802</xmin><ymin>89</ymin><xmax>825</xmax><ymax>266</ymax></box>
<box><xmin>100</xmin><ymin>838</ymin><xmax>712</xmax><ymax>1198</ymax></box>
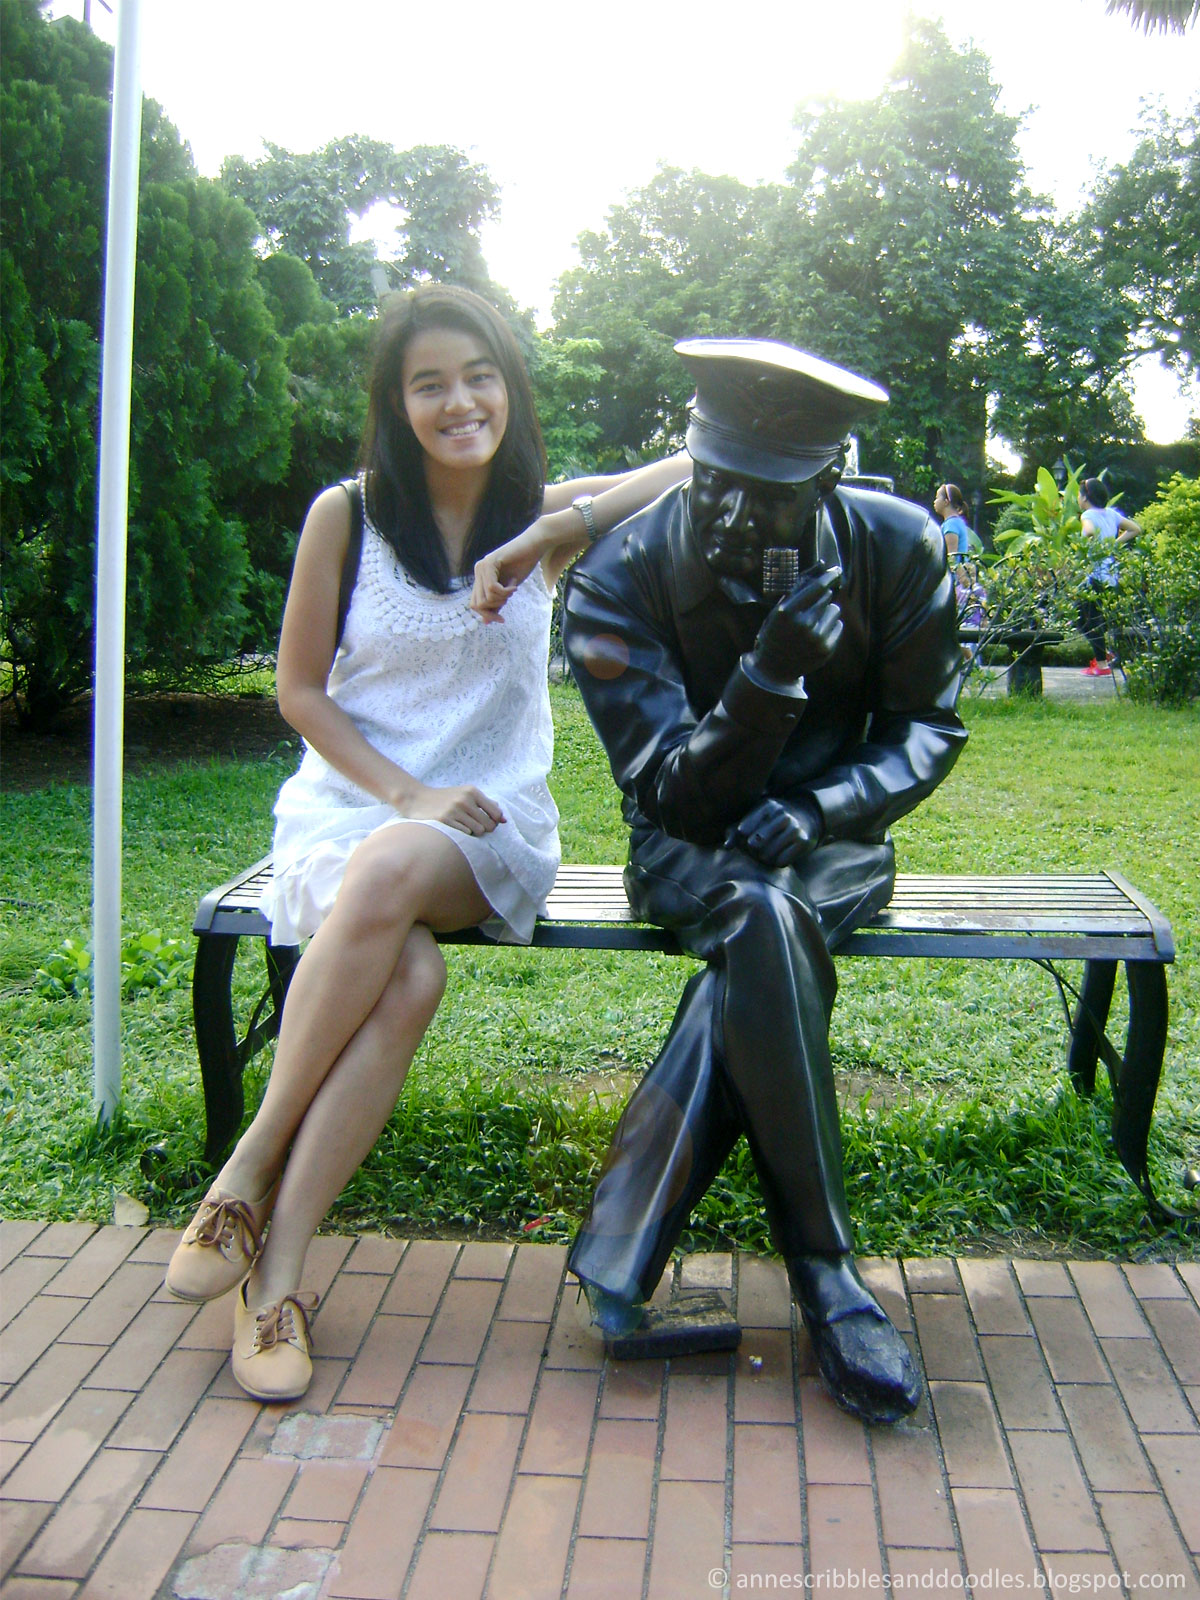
<box><xmin>1083</xmin><ymin>660</ymin><xmax>1113</xmax><ymax>677</ymax></box>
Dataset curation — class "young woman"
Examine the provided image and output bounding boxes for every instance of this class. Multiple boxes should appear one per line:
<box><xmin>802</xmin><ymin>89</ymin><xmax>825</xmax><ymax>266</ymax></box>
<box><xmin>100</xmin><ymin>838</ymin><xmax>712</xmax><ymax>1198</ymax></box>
<box><xmin>164</xmin><ymin>284</ymin><xmax>688</xmax><ymax>1401</ymax></box>
<box><xmin>933</xmin><ymin>483</ymin><xmax>974</xmax><ymax>565</ymax></box>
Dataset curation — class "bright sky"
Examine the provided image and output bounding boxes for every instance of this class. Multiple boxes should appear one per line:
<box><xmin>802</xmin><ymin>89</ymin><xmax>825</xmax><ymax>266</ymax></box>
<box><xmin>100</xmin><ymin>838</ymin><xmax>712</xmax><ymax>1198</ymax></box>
<box><xmin>56</xmin><ymin>0</ymin><xmax>1200</xmax><ymax>441</ymax></box>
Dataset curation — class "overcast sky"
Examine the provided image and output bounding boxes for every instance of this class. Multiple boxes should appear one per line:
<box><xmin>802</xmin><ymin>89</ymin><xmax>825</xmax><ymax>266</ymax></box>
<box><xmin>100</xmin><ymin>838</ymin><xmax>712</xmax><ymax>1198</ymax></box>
<box><xmin>55</xmin><ymin>0</ymin><xmax>1200</xmax><ymax>440</ymax></box>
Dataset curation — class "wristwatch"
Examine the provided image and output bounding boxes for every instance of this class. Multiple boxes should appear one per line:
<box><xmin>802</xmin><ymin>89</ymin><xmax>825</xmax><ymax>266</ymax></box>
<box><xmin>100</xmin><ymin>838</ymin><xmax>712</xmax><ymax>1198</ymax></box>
<box><xmin>571</xmin><ymin>494</ymin><xmax>599</xmax><ymax>544</ymax></box>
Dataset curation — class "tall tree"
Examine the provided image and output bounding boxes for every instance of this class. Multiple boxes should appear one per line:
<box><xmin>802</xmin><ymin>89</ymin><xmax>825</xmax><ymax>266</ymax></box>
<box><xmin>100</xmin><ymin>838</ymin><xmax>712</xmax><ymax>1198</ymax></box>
<box><xmin>1104</xmin><ymin>0</ymin><xmax>1199</xmax><ymax>32</ymax></box>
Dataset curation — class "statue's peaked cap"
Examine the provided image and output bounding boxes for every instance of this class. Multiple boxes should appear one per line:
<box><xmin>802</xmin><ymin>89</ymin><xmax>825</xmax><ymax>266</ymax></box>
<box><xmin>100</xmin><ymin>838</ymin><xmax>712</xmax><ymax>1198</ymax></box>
<box><xmin>675</xmin><ymin>337</ymin><xmax>889</xmax><ymax>484</ymax></box>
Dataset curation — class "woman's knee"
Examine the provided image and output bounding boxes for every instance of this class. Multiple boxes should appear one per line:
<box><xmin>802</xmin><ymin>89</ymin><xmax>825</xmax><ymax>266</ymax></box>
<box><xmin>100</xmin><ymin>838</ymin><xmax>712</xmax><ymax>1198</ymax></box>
<box><xmin>374</xmin><ymin>927</ymin><xmax>447</xmax><ymax>1029</ymax></box>
<box><xmin>337</xmin><ymin>828</ymin><xmax>434</xmax><ymax>926</ymax></box>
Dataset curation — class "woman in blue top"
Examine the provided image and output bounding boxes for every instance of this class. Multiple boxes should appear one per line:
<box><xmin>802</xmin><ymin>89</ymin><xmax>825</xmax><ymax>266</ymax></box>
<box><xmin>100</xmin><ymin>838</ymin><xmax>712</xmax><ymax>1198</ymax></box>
<box><xmin>933</xmin><ymin>483</ymin><xmax>974</xmax><ymax>565</ymax></box>
<box><xmin>1078</xmin><ymin>477</ymin><xmax>1141</xmax><ymax>676</ymax></box>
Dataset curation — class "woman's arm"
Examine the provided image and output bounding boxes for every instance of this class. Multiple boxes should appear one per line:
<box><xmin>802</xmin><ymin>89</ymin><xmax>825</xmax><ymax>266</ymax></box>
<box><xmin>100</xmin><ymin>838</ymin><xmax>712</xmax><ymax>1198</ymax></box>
<box><xmin>470</xmin><ymin>451</ymin><xmax>692</xmax><ymax>621</ymax></box>
<box><xmin>277</xmin><ymin>488</ymin><xmax>503</xmax><ymax>834</ymax></box>
<box><xmin>1116</xmin><ymin>514</ymin><xmax>1142</xmax><ymax>544</ymax></box>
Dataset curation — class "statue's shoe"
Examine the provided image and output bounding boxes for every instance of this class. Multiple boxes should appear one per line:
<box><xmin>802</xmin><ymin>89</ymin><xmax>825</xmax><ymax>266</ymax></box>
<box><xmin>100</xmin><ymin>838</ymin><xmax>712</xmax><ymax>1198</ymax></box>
<box><xmin>788</xmin><ymin>1253</ymin><xmax>922</xmax><ymax>1426</ymax></box>
<box><xmin>164</xmin><ymin>1179</ymin><xmax>279</xmax><ymax>1303</ymax></box>
<box><xmin>578</xmin><ymin>1277</ymin><xmax>645</xmax><ymax>1339</ymax></box>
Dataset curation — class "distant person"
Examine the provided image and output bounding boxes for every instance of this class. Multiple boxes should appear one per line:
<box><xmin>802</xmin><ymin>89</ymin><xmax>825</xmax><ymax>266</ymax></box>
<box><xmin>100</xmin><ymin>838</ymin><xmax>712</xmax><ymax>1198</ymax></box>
<box><xmin>1077</xmin><ymin>478</ymin><xmax>1140</xmax><ymax>676</ymax></box>
<box><xmin>933</xmin><ymin>483</ymin><xmax>976</xmax><ymax>565</ymax></box>
<box><xmin>164</xmin><ymin>284</ymin><xmax>688</xmax><ymax>1402</ymax></box>
<box><xmin>955</xmin><ymin>559</ymin><xmax>988</xmax><ymax>681</ymax></box>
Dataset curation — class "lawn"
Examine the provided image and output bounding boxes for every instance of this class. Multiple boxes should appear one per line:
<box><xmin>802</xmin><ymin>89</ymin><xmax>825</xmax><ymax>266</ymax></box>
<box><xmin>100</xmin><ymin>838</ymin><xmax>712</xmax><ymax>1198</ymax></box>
<box><xmin>1</xmin><ymin>686</ymin><xmax>1196</xmax><ymax>1262</ymax></box>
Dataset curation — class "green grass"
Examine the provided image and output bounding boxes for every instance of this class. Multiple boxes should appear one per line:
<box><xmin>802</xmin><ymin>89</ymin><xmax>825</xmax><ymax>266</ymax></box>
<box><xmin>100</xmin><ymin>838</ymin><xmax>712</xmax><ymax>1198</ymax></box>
<box><xmin>1</xmin><ymin>687</ymin><xmax>1196</xmax><ymax>1261</ymax></box>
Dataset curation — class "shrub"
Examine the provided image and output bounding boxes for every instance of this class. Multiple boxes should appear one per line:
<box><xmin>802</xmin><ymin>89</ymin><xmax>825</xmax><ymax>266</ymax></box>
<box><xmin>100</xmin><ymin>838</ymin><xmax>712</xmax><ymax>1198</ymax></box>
<box><xmin>1102</xmin><ymin>474</ymin><xmax>1200</xmax><ymax>705</ymax></box>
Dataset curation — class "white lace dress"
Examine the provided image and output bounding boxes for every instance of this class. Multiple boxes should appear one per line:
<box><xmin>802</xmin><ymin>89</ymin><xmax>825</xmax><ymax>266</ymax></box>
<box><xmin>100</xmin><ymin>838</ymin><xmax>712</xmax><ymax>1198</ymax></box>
<box><xmin>262</xmin><ymin>503</ymin><xmax>561</xmax><ymax>947</ymax></box>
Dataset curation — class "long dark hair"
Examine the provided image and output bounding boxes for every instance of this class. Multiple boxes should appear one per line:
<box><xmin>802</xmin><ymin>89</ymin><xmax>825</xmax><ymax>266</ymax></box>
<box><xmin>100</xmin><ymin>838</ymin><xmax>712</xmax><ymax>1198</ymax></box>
<box><xmin>358</xmin><ymin>285</ymin><xmax>547</xmax><ymax>591</ymax></box>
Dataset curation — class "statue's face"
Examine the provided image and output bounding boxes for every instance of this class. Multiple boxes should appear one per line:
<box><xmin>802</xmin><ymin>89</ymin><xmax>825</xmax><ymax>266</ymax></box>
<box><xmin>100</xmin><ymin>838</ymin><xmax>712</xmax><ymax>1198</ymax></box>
<box><xmin>689</xmin><ymin>464</ymin><xmax>822</xmax><ymax>592</ymax></box>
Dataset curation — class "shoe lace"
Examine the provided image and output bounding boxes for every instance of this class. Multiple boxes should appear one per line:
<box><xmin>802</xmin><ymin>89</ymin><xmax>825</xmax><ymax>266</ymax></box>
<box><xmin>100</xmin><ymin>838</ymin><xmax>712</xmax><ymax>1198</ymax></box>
<box><xmin>190</xmin><ymin>1196</ymin><xmax>264</xmax><ymax>1261</ymax></box>
<box><xmin>252</xmin><ymin>1292</ymin><xmax>319</xmax><ymax>1352</ymax></box>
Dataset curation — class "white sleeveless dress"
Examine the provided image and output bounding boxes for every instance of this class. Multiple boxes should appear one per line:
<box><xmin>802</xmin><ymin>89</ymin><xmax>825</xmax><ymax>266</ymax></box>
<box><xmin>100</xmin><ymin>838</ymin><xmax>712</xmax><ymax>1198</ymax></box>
<box><xmin>262</xmin><ymin>500</ymin><xmax>561</xmax><ymax>947</ymax></box>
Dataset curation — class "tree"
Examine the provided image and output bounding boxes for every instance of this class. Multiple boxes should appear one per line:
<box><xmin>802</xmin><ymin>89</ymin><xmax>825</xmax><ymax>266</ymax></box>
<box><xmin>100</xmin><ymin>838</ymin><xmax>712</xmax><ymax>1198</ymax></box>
<box><xmin>1077</xmin><ymin>100</ymin><xmax>1199</xmax><ymax>377</ymax></box>
<box><xmin>1104</xmin><ymin>0</ymin><xmax>1200</xmax><ymax>32</ymax></box>
<box><xmin>220</xmin><ymin>138</ymin><xmax>501</xmax><ymax>315</ymax></box>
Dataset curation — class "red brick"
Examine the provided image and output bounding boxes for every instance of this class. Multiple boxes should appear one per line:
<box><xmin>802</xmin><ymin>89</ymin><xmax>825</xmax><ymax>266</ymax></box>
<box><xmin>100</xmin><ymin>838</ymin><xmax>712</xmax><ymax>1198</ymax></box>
<box><xmin>951</xmin><ymin>1487</ymin><xmax>1040</xmax><ymax>1586</ymax></box>
<box><xmin>468</xmin><ymin>1318</ymin><xmax>549</xmax><ymax>1415</ymax></box>
<box><xmin>106</xmin><ymin>1347</ymin><xmax>225</xmax><ymax>1451</ymax></box>
<box><xmin>797</xmin><ymin>1376</ymin><xmax>870</xmax><ymax>1485</ymax></box>
<box><xmin>174</xmin><ymin>1287</ymin><xmax>241</xmax><ymax>1351</ymax></box>
<box><xmin>729</xmin><ymin>1546</ymin><xmax>807</xmax><ymax>1586</ymax></box>
<box><xmin>912</xmin><ymin>1293</ymin><xmax>983</xmax><ymax>1381</ymax></box>
<box><xmin>1012</xmin><ymin>1260</ymin><xmax>1073</xmax><ymax>1296</ymax></box>
<box><xmin>808</xmin><ymin>1482</ymin><xmax>883</xmax><ymax>1581</ymax></box>
<box><xmin>300</xmin><ymin>1233</ymin><xmax>354</xmax><ymax>1296</ymax></box>
<box><xmin>23</xmin><ymin>1222</ymin><xmax>95</xmax><ymax>1259</ymax></box>
<box><xmin>488</xmin><ymin>1473</ymin><xmax>579</xmax><ymax>1600</ymax></box>
<box><xmin>0</xmin><ymin>1257</ymin><xmax>65</xmax><ymax>1331</ymax></box>
<box><xmin>39</xmin><ymin>1226</ymin><xmax>140</xmax><ymax>1298</ymax></box>
<box><xmin>233</xmin><ymin>1356</ymin><xmax>349</xmax><ymax>1440</ymax></box>
<box><xmin>734</xmin><ymin>1328</ymin><xmax>795</xmax><ymax>1424</ymax></box>
<box><xmin>737</xmin><ymin>1254</ymin><xmax>793</xmax><ymax>1329</ymax></box>
<box><xmin>646</xmin><ymin>1478</ymin><xmax>726</xmax><ymax>1600</ymax></box>
<box><xmin>428</xmin><ymin>1411</ymin><xmax>523</xmax><ymax>1533</ymax></box>
<box><xmin>1123</xmin><ymin>1263</ymin><xmax>1189</xmax><ymax>1300</ymax></box>
<box><xmin>979</xmin><ymin>1334</ymin><xmax>1063</xmax><ymax>1430</ymax></box>
<box><xmin>599</xmin><ymin>1359</ymin><xmax>664</xmax><ymax>1421</ymax></box>
<box><xmin>0</xmin><ymin>1297</ymin><xmax>88</xmax><ymax>1386</ymax></box>
<box><xmin>73</xmin><ymin>1505</ymin><xmax>194</xmax><ymax>1600</ymax></box>
<box><xmin>1</xmin><ymin>1386</ymin><xmax>130</xmax><ymax>1502</ymax></box>
<box><xmin>1057</xmin><ymin>1383</ymin><xmax>1156</xmax><ymax>1493</ymax></box>
<box><xmin>273</xmin><ymin>1516</ymin><xmax>346</xmax><ymax>1548</ymax></box>
<box><xmin>0</xmin><ymin>1222</ymin><xmax>47</xmax><ymax>1269</ymax></box>
<box><xmin>1</xmin><ymin>1577</ymin><xmax>79</xmax><ymax>1598</ymax></box>
<box><xmin>455</xmin><ymin>1241</ymin><xmax>513</xmax><ymax>1279</ymax></box>
<box><xmin>497</xmin><ymin>1244</ymin><xmax>567</xmax><ymax>1322</ymax></box>
<box><xmin>183</xmin><ymin>1455</ymin><xmax>296</xmax><ymax>1555</ymax></box>
<box><xmin>1040</xmin><ymin>1554</ymin><xmax>1126</xmax><ymax>1589</ymax></box>
<box><xmin>335</xmin><ymin>1313</ymin><xmax>427</xmax><ymax>1408</ymax></box>
<box><xmin>1102</xmin><ymin>1336</ymin><xmax>1196</xmax><ymax>1432</ymax></box>
<box><xmin>1142</xmin><ymin>1435</ymin><xmax>1200</xmax><ymax>1553</ymax></box>
<box><xmin>343</xmin><ymin>1234</ymin><xmax>406</xmax><ymax>1275</ymax></box>
<box><xmin>566</xmin><ymin>1536</ymin><xmax>647</xmax><ymax>1599</ymax></box>
<box><xmin>660</xmin><ymin>1372</ymin><xmax>728</xmax><ymax>1482</ymax></box>
<box><xmin>82</xmin><ymin>1299</ymin><xmax>196</xmax><ymax>1390</ymax></box>
<box><xmin>1095</xmin><ymin>1489</ymin><xmax>1199</xmax><ymax>1588</ymax></box>
<box><xmin>309</xmin><ymin>1271</ymin><xmax>389</xmax><ymax>1359</ymax></box>
<box><xmin>421</xmin><ymin>1278</ymin><xmax>502</xmax><ymax>1365</ymax></box>
<box><xmin>731</xmin><ymin>1423</ymin><xmax>801</xmax><ymax>1544</ymax></box>
<box><xmin>887</xmin><ymin>1548</ymin><xmax>966</xmax><ymax>1586</ymax></box>
<box><xmin>1143</xmin><ymin>1296</ymin><xmax>1200</xmax><ymax>1384</ymax></box>
<box><xmin>680</xmin><ymin>1252</ymin><xmax>732</xmax><ymax>1290</ymax></box>
<box><xmin>1178</xmin><ymin>1262</ymin><xmax>1200</xmax><ymax>1308</ymax></box>
<box><xmin>20</xmin><ymin>1447</ymin><xmax>158</xmax><ymax>1578</ymax></box>
<box><xmin>139</xmin><ymin>1396</ymin><xmax>257</xmax><ymax>1511</ymax></box>
<box><xmin>577</xmin><ymin>1418</ymin><xmax>657</xmax><ymax>1539</ymax></box>
<box><xmin>544</xmin><ymin>1282</ymin><xmax>605</xmax><ymax>1372</ymax></box>
<box><xmin>0</xmin><ymin>1437</ymin><xmax>28</xmax><ymax>1480</ymax></box>
<box><xmin>928</xmin><ymin>1382</ymin><xmax>1012</xmax><ymax>1488</ymax></box>
<box><xmin>284</xmin><ymin>1458</ymin><xmax>366</xmax><ymax>1522</ymax></box>
<box><xmin>0</xmin><ymin>1500</ymin><xmax>52</xmax><ymax>1581</ymax></box>
<box><xmin>958</xmin><ymin>1259</ymin><xmax>1029</xmax><ymax>1334</ymax></box>
<box><xmin>861</xmin><ymin>1257</ymin><xmax>912</xmax><ymax>1333</ymax></box>
<box><xmin>1069</xmin><ymin>1261</ymin><xmax>1150</xmax><ymax>1338</ymax></box>
<box><xmin>873</xmin><ymin>1424</ymin><xmax>956</xmax><ymax>1549</ymax></box>
<box><xmin>126</xmin><ymin>1227</ymin><xmax>180</xmax><ymax>1265</ymax></box>
<box><xmin>904</xmin><ymin>1258</ymin><xmax>958</xmax><ymax>1294</ymax></box>
<box><xmin>57</xmin><ymin>1262</ymin><xmax>163</xmax><ymax>1348</ymax></box>
<box><xmin>378</xmin><ymin>1363</ymin><xmax>471</xmax><ymax>1469</ymax></box>
<box><xmin>379</xmin><ymin>1239</ymin><xmax>458</xmax><ymax>1315</ymax></box>
<box><xmin>1026</xmin><ymin>1297</ymin><xmax>1107</xmax><ymax>1383</ymax></box>
<box><xmin>323</xmin><ymin>1465</ymin><xmax>435</xmax><ymax>1598</ymax></box>
<box><xmin>1008</xmin><ymin>1430</ymin><xmax>1107</xmax><ymax>1551</ymax></box>
<box><xmin>519</xmin><ymin>1368</ymin><xmax>601</xmax><ymax>1476</ymax></box>
<box><xmin>0</xmin><ymin>1342</ymin><xmax>104</xmax><ymax>1442</ymax></box>
<box><xmin>401</xmin><ymin>1530</ymin><xmax>490</xmax><ymax>1600</ymax></box>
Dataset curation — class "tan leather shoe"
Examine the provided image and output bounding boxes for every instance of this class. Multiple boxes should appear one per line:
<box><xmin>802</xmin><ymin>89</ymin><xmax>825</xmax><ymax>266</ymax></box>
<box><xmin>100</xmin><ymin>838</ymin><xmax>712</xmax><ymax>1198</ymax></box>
<box><xmin>164</xmin><ymin>1180</ymin><xmax>279</xmax><ymax>1302</ymax></box>
<box><xmin>231</xmin><ymin>1283</ymin><xmax>319</xmax><ymax>1402</ymax></box>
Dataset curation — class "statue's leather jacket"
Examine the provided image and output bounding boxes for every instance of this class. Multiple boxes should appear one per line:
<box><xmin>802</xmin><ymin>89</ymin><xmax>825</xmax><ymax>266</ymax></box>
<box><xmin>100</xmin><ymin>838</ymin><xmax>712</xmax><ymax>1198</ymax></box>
<box><xmin>562</xmin><ymin>483</ymin><xmax>967</xmax><ymax>848</ymax></box>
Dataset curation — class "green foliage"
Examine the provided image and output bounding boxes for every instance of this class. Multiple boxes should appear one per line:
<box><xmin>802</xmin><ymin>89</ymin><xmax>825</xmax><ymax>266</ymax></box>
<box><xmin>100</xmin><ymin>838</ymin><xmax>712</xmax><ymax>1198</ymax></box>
<box><xmin>528</xmin><ymin>333</ymin><xmax>606</xmax><ymax>480</ymax></box>
<box><xmin>1102</xmin><ymin>473</ymin><xmax>1200</xmax><ymax>703</ymax></box>
<box><xmin>34</xmin><ymin>930</ymin><xmax>190</xmax><ymax>1000</ymax></box>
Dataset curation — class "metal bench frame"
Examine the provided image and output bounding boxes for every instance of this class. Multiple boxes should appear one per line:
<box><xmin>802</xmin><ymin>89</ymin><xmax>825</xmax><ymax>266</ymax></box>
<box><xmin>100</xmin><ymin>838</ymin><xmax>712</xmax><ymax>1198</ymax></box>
<box><xmin>193</xmin><ymin>858</ymin><xmax>1176</xmax><ymax>1214</ymax></box>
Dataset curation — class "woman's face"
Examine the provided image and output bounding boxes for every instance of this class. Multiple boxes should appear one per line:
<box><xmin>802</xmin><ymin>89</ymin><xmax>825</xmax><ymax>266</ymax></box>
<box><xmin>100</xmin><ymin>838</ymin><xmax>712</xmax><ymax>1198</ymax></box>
<box><xmin>398</xmin><ymin>325</ymin><xmax>509</xmax><ymax>474</ymax></box>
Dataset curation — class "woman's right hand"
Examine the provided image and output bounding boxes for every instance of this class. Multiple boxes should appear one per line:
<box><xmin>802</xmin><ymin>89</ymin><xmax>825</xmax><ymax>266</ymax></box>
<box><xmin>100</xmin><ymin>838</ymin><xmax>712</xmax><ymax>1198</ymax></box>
<box><xmin>395</xmin><ymin>780</ymin><xmax>506</xmax><ymax>835</ymax></box>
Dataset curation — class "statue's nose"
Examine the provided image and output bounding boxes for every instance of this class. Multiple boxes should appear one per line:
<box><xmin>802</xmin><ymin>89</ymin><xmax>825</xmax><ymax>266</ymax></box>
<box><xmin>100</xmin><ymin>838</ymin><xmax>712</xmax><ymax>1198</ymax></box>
<box><xmin>722</xmin><ymin>487</ymin><xmax>751</xmax><ymax>531</ymax></box>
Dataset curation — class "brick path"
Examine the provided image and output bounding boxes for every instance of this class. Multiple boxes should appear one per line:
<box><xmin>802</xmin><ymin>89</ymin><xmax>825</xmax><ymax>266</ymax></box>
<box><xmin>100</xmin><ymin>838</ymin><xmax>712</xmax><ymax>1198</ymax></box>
<box><xmin>1</xmin><ymin>1223</ymin><xmax>1197</xmax><ymax>1599</ymax></box>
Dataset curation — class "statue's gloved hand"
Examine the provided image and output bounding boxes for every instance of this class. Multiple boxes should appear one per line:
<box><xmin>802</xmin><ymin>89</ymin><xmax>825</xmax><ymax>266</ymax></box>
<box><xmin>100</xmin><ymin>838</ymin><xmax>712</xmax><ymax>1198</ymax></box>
<box><xmin>726</xmin><ymin>795</ymin><xmax>823</xmax><ymax>867</ymax></box>
<box><xmin>751</xmin><ymin>564</ymin><xmax>843</xmax><ymax>688</ymax></box>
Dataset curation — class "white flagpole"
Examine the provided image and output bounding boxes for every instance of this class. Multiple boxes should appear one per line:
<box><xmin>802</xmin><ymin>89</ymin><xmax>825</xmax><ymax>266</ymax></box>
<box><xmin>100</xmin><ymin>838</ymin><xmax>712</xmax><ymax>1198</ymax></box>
<box><xmin>92</xmin><ymin>0</ymin><xmax>144</xmax><ymax>1120</ymax></box>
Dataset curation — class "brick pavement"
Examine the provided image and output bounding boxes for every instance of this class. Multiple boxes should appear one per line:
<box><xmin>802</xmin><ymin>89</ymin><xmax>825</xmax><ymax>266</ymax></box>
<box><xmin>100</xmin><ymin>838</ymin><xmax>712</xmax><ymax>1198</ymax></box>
<box><xmin>1</xmin><ymin>1222</ymin><xmax>1197</xmax><ymax>1599</ymax></box>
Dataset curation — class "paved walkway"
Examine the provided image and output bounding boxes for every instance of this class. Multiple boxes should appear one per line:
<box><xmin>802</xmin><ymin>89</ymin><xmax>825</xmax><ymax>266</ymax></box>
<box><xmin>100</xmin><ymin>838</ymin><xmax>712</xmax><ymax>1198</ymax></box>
<box><xmin>1</xmin><ymin>1224</ymin><xmax>1197</xmax><ymax>1600</ymax></box>
<box><xmin>973</xmin><ymin>665</ymin><xmax>1126</xmax><ymax>702</ymax></box>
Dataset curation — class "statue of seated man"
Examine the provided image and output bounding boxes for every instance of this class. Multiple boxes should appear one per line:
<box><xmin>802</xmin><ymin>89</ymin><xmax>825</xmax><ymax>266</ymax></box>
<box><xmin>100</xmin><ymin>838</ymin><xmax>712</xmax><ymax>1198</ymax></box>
<box><xmin>561</xmin><ymin>338</ymin><xmax>968</xmax><ymax>1424</ymax></box>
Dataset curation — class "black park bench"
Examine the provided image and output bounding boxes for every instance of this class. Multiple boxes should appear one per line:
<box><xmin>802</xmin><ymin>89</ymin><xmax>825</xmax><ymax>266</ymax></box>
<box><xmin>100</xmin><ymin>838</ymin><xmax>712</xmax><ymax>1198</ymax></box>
<box><xmin>192</xmin><ymin>858</ymin><xmax>1178</xmax><ymax>1217</ymax></box>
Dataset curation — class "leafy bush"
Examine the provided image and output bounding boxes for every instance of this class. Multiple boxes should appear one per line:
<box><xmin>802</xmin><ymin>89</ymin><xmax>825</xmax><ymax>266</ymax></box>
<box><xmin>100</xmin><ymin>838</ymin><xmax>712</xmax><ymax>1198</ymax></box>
<box><xmin>1101</xmin><ymin>474</ymin><xmax>1200</xmax><ymax>705</ymax></box>
<box><xmin>35</xmin><ymin>930</ymin><xmax>190</xmax><ymax>1000</ymax></box>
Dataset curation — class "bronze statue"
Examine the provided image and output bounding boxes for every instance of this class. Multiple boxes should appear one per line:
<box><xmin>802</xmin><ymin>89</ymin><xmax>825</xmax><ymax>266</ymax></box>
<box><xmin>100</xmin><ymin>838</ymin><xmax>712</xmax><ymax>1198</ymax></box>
<box><xmin>561</xmin><ymin>338</ymin><xmax>968</xmax><ymax>1424</ymax></box>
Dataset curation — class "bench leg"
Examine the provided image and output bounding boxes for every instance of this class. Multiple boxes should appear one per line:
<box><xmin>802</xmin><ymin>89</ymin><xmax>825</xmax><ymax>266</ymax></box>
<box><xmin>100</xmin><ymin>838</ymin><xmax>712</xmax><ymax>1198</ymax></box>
<box><xmin>1110</xmin><ymin>960</ymin><xmax>1169</xmax><ymax>1210</ymax></box>
<box><xmin>192</xmin><ymin>933</ymin><xmax>245</xmax><ymax>1164</ymax></box>
<box><xmin>1066</xmin><ymin>959</ymin><xmax>1118</xmax><ymax>1095</ymax></box>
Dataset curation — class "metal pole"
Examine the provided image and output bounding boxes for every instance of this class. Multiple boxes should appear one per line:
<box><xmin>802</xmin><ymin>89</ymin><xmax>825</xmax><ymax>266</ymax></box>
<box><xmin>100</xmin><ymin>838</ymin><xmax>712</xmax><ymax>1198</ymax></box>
<box><xmin>92</xmin><ymin>0</ymin><xmax>143</xmax><ymax>1120</ymax></box>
